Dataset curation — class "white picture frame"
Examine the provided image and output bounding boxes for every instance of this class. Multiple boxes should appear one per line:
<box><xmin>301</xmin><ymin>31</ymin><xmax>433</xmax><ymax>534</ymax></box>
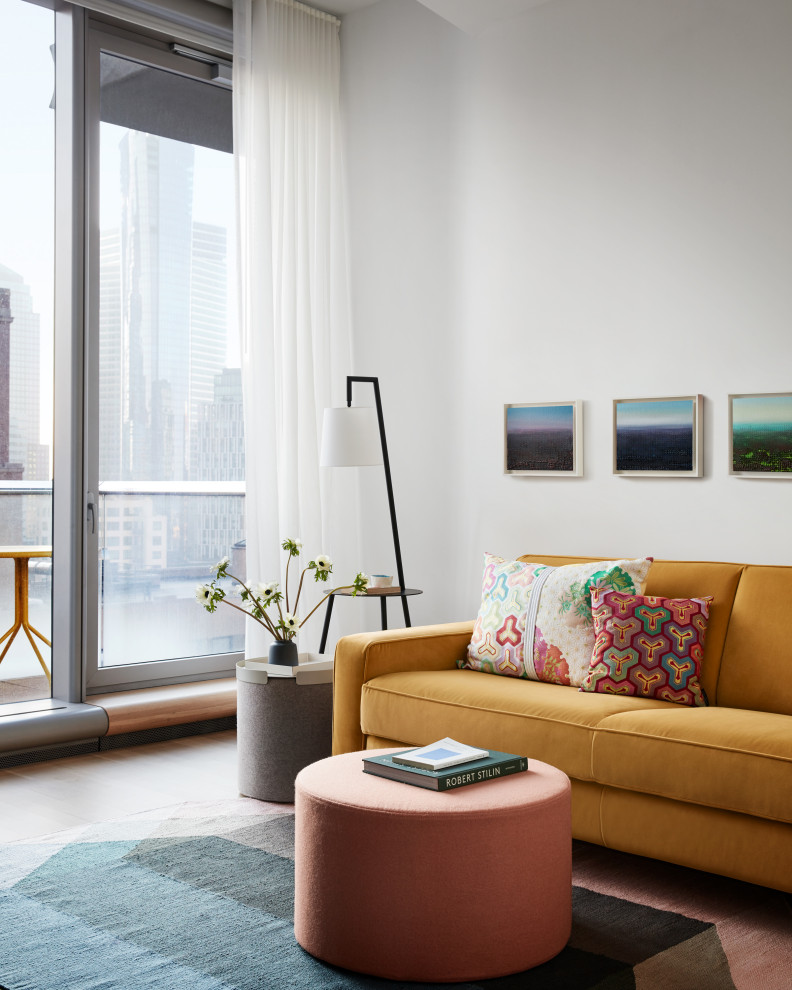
<box><xmin>613</xmin><ymin>395</ymin><xmax>703</xmax><ymax>478</ymax></box>
<box><xmin>504</xmin><ymin>401</ymin><xmax>583</xmax><ymax>477</ymax></box>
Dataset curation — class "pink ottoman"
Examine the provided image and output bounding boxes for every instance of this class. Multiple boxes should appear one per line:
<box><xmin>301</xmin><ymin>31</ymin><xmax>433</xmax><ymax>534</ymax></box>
<box><xmin>294</xmin><ymin>749</ymin><xmax>571</xmax><ymax>983</ymax></box>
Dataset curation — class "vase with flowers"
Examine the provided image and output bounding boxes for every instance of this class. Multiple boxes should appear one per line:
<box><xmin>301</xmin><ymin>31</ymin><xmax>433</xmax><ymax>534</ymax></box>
<box><xmin>196</xmin><ymin>537</ymin><xmax>369</xmax><ymax>666</ymax></box>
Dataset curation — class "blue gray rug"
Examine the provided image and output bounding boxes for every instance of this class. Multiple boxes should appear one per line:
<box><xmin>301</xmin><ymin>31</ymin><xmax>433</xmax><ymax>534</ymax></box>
<box><xmin>0</xmin><ymin>799</ymin><xmax>789</xmax><ymax>989</ymax></box>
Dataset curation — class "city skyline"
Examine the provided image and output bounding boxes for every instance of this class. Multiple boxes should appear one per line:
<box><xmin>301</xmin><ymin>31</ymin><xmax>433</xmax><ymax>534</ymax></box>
<box><xmin>99</xmin><ymin>129</ymin><xmax>239</xmax><ymax>484</ymax></box>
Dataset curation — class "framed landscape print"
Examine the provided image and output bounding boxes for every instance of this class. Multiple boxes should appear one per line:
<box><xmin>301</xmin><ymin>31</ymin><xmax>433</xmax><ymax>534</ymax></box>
<box><xmin>613</xmin><ymin>395</ymin><xmax>703</xmax><ymax>477</ymax></box>
<box><xmin>504</xmin><ymin>401</ymin><xmax>582</xmax><ymax>476</ymax></box>
<box><xmin>729</xmin><ymin>393</ymin><xmax>792</xmax><ymax>476</ymax></box>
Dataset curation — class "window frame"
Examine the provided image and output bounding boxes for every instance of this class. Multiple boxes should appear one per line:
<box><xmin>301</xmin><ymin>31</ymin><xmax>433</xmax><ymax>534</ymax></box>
<box><xmin>82</xmin><ymin>15</ymin><xmax>243</xmax><ymax>693</ymax></box>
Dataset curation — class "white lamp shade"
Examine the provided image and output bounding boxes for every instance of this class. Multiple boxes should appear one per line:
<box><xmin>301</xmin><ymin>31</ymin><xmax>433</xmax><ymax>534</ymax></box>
<box><xmin>320</xmin><ymin>407</ymin><xmax>383</xmax><ymax>466</ymax></box>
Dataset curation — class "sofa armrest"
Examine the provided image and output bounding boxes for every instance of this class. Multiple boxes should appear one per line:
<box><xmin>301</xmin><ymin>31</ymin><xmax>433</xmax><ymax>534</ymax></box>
<box><xmin>332</xmin><ymin>620</ymin><xmax>475</xmax><ymax>755</ymax></box>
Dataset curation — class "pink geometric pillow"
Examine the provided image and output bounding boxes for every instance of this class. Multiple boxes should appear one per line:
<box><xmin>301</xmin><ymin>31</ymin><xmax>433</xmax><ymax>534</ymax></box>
<box><xmin>581</xmin><ymin>588</ymin><xmax>711</xmax><ymax>706</ymax></box>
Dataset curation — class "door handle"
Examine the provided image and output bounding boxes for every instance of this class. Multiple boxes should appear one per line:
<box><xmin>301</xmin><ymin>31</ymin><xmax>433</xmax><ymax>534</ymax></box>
<box><xmin>87</xmin><ymin>491</ymin><xmax>96</xmax><ymax>535</ymax></box>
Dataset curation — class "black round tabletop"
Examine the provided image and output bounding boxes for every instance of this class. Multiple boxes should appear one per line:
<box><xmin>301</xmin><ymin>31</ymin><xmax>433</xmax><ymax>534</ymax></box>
<box><xmin>331</xmin><ymin>587</ymin><xmax>422</xmax><ymax>597</ymax></box>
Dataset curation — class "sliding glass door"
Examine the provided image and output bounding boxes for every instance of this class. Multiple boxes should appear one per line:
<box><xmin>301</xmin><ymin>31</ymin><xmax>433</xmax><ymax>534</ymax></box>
<box><xmin>84</xmin><ymin>24</ymin><xmax>244</xmax><ymax>690</ymax></box>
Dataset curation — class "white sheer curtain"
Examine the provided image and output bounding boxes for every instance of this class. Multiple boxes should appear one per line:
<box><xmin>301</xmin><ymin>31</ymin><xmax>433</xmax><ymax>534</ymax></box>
<box><xmin>233</xmin><ymin>0</ymin><xmax>359</xmax><ymax>657</ymax></box>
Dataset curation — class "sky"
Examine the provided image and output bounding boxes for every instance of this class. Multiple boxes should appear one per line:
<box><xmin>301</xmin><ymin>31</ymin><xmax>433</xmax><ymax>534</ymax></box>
<box><xmin>732</xmin><ymin>394</ymin><xmax>792</xmax><ymax>427</ymax></box>
<box><xmin>616</xmin><ymin>399</ymin><xmax>694</xmax><ymax>429</ymax></box>
<box><xmin>507</xmin><ymin>404</ymin><xmax>574</xmax><ymax>432</ymax></box>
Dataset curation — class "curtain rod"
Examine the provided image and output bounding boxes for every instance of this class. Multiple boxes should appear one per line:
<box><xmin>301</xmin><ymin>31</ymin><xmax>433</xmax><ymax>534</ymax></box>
<box><xmin>272</xmin><ymin>0</ymin><xmax>341</xmax><ymax>27</ymax></box>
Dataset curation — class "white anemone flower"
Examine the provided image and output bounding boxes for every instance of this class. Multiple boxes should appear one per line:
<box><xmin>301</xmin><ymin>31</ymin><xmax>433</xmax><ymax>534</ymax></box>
<box><xmin>195</xmin><ymin>584</ymin><xmax>213</xmax><ymax>604</ymax></box>
<box><xmin>281</xmin><ymin>612</ymin><xmax>299</xmax><ymax>632</ymax></box>
<box><xmin>253</xmin><ymin>581</ymin><xmax>279</xmax><ymax>601</ymax></box>
<box><xmin>315</xmin><ymin>554</ymin><xmax>332</xmax><ymax>570</ymax></box>
<box><xmin>213</xmin><ymin>556</ymin><xmax>230</xmax><ymax>573</ymax></box>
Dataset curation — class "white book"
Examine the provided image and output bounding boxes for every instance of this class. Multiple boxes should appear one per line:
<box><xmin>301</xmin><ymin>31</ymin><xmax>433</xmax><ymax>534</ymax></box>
<box><xmin>391</xmin><ymin>737</ymin><xmax>490</xmax><ymax>771</ymax></box>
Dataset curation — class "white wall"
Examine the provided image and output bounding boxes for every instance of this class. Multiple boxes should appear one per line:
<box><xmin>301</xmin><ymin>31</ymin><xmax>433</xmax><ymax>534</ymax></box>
<box><xmin>340</xmin><ymin>0</ymin><xmax>467</xmax><ymax>629</ymax></box>
<box><xmin>342</xmin><ymin>0</ymin><xmax>792</xmax><ymax>624</ymax></box>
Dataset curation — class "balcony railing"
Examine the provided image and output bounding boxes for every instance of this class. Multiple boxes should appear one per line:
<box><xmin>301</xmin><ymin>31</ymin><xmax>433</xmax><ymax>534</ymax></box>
<box><xmin>0</xmin><ymin>483</ymin><xmax>247</xmax><ymax>677</ymax></box>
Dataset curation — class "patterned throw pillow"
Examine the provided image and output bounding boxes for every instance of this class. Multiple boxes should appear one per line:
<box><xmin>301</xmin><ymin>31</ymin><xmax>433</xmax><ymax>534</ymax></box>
<box><xmin>462</xmin><ymin>554</ymin><xmax>549</xmax><ymax>678</ymax></box>
<box><xmin>580</xmin><ymin>588</ymin><xmax>711</xmax><ymax>706</ymax></box>
<box><xmin>462</xmin><ymin>555</ymin><xmax>653</xmax><ymax>687</ymax></box>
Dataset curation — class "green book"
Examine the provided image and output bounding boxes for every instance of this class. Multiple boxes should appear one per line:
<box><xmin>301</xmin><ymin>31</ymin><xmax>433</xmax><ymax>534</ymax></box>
<box><xmin>362</xmin><ymin>749</ymin><xmax>528</xmax><ymax>791</ymax></box>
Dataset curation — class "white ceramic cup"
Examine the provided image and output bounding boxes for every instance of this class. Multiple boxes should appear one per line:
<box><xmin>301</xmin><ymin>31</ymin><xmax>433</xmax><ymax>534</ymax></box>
<box><xmin>369</xmin><ymin>574</ymin><xmax>393</xmax><ymax>588</ymax></box>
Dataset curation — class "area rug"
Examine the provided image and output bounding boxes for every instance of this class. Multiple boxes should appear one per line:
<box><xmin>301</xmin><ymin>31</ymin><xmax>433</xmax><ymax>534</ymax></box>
<box><xmin>0</xmin><ymin>799</ymin><xmax>790</xmax><ymax>990</ymax></box>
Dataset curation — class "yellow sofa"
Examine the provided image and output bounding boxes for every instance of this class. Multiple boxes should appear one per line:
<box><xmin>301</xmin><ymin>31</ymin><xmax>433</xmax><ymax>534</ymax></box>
<box><xmin>332</xmin><ymin>555</ymin><xmax>792</xmax><ymax>893</ymax></box>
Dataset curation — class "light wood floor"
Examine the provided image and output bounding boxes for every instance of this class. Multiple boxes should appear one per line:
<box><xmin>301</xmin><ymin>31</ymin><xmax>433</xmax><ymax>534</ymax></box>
<box><xmin>0</xmin><ymin>729</ymin><xmax>242</xmax><ymax>843</ymax></box>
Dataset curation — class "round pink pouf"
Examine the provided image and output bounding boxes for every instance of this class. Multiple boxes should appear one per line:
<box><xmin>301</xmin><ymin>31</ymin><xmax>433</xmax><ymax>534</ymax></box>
<box><xmin>294</xmin><ymin>749</ymin><xmax>572</xmax><ymax>983</ymax></box>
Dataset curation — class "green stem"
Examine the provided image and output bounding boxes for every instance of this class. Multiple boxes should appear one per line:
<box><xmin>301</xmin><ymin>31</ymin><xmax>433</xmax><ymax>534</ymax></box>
<box><xmin>285</xmin><ymin>555</ymin><xmax>292</xmax><ymax>612</ymax></box>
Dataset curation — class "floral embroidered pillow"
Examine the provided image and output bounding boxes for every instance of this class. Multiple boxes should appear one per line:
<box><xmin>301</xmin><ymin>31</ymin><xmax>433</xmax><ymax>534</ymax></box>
<box><xmin>462</xmin><ymin>554</ymin><xmax>653</xmax><ymax>686</ymax></box>
<box><xmin>580</xmin><ymin>588</ymin><xmax>711</xmax><ymax>706</ymax></box>
<box><xmin>521</xmin><ymin>557</ymin><xmax>653</xmax><ymax>686</ymax></box>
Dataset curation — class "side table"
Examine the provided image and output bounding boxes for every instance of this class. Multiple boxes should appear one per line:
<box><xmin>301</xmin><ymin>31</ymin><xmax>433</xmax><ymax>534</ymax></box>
<box><xmin>236</xmin><ymin>657</ymin><xmax>333</xmax><ymax>803</ymax></box>
<box><xmin>318</xmin><ymin>587</ymin><xmax>422</xmax><ymax>654</ymax></box>
<box><xmin>0</xmin><ymin>545</ymin><xmax>52</xmax><ymax>685</ymax></box>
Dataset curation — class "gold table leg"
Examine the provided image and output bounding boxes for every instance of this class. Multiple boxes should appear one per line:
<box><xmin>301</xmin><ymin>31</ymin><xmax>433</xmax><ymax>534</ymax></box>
<box><xmin>0</xmin><ymin>556</ymin><xmax>51</xmax><ymax>685</ymax></box>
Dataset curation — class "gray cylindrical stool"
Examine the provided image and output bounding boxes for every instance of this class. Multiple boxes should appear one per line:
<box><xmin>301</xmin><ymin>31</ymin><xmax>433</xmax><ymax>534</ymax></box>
<box><xmin>236</xmin><ymin>661</ymin><xmax>333</xmax><ymax>803</ymax></box>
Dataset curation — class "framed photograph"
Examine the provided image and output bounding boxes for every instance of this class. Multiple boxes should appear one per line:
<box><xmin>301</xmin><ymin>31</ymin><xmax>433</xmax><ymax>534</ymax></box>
<box><xmin>613</xmin><ymin>395</ymin><xmax>703</xmax><ymax>477</ymax></box>
<box><xmin>504</xmin><ymin>401</ymin><xmax>582</xmax><ymax>476</ymax></box>
<box><xmin>729</xmin><ymin>393</ymin><xmax>792</xmax><ymax>477</ymax></box>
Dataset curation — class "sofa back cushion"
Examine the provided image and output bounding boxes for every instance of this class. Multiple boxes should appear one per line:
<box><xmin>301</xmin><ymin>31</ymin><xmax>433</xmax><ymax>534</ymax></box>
<box><xmin>517</xmin><ymin>556</ymin><xmax>744</xmax><ymax>704</ymax></box>
<box><xmin>717</xmin><ymin>565</ymin><xmax>792</xmax><ymax>716</ymax></box>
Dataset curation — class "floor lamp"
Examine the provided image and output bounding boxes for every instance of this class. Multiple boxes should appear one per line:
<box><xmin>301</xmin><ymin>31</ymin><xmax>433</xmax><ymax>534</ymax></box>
<box><xmin>320</xmin><ymin>376</ymin><xmax>412</xmax><ymax>628</ymax></box>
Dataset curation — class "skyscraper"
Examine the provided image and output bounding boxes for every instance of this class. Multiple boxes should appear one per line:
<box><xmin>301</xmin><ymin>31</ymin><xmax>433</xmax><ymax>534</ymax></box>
<box><xmin>189</xmin><ymin>222</ymin><xmax>229</xmax><ymax>478</ymax></box>
<box><xmin>0</xmin><ymin>287</ymin><xmax>22</xmax><ymax>483</ymax></box>
<box><xmin>99</xmin><ymin>229</ymin><xmax>122</xmax><ymax>481</ymax></box>
<box><xmin>0</xmin><ymin>265</ymin><xmax>47</xmax><ymax>481</ymax></box>
<box><xmin>192</xmin><ymin>367</ymin><xmax>245</xmax><ymax>562</ymax></box>
<box><xmin>100</xmin><ymin>132</ymin><xmax>232</xmax><ymax>485</ymax></box>
<box><xmin>116</xmin><ymin>131</ymin><xmax>194</xmax><ymax>481</ymax></box>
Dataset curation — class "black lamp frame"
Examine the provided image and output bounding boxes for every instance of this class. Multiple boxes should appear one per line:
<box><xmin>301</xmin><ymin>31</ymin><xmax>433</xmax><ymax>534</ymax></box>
<box><xmin>317</xmin><ymin>376</ymin><xmax>412</xmax><ymax>653</ymax></box>
<box><xmin>346</xmin><ymin>375</ymin><xmax>410</xmax><ymax>626</ymax></box>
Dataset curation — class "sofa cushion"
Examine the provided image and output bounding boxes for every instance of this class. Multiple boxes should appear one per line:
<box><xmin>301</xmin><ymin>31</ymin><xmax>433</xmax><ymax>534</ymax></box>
<box><xmin>593</xmin><ymin>707</ymin><xmax>792</xmax><ymax>824</ymax></box>
<box><xmin>717</xmin><ymin>564</ymin><xmax>792</xmax><ymax>717</ymax></box>
<box><xmin>581</xmin><ymin>588</ymin><xmax>711</xmax><ymax>706</ymax></box>
<box><xmin>360</xmin><ymin>669</ymin><xmax>672</xmax><ymax>782</ymax></box>
<box><xmin>517</xmin><ymin>557</ymin><xmax>745</xmax><ymax>704</ymax></box>
<box><xmin>463</xmin><ymin>555</ymin><xmax>653</xmax><ymax>688</ymax></box>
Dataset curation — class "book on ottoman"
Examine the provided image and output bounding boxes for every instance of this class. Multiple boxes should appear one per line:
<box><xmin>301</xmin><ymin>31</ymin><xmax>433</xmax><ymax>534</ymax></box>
<box><xmin>362</xmin><ymin>748</ymin><xmax>528</xmax><ymax>791</ymax></box>
<box><xmin>391</xmin><ymin>737</ymin><xmax>489</xmax><ymax>770</ymax></box>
